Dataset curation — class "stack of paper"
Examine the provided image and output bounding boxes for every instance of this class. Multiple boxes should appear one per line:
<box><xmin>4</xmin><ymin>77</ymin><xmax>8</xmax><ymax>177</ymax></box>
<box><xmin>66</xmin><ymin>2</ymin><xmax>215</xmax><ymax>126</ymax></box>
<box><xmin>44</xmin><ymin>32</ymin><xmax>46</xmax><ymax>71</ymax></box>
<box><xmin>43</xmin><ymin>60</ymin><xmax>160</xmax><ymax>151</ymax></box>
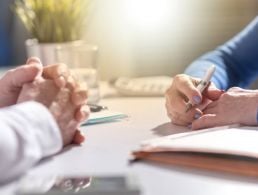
<box><xmin>132</xmin><ymin>126</ymin><xmax>258</xmax><ymax>177</ymax></box>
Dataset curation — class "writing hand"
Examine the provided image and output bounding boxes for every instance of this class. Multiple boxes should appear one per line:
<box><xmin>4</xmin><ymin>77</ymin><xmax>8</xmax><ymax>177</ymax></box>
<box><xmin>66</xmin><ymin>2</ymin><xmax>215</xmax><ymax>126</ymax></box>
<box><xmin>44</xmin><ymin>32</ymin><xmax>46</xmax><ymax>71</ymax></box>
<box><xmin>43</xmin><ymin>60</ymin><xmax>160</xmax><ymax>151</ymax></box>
<box><xmin>165</xmin><ymin>74</ymin><xmax>223</xmax><ymax>126</ymax></box>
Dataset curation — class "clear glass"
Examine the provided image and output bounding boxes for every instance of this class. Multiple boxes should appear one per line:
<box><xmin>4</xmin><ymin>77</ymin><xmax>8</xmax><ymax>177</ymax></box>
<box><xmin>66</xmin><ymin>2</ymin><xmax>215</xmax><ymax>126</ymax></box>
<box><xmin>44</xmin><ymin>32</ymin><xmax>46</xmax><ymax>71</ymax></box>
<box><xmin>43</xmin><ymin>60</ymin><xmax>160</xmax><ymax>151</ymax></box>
<box><xmin>55</xmin><ymin>42</ymin><xmax>100</xmax><ymax>104</ymax></box>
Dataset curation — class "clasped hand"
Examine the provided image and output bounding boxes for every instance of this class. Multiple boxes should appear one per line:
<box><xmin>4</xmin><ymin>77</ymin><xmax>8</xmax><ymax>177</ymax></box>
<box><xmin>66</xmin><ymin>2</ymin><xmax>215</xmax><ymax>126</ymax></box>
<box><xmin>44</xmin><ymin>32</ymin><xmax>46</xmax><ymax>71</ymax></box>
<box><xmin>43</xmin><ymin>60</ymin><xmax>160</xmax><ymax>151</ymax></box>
<box><xmin>0</xmin><ymin>57</ymin><xmax>89</xmax><ymax>146</ymax></box>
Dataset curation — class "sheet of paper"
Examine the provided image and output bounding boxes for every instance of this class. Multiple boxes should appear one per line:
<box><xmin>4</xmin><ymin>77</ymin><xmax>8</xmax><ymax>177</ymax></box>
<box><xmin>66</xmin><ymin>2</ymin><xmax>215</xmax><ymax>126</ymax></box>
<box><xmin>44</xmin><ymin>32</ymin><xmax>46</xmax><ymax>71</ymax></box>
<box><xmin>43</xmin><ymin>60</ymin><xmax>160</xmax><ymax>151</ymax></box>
<box><xmin>142</xmin><ymin>126</ymin><xmax>258</xmax><ymax>158</ymax></box>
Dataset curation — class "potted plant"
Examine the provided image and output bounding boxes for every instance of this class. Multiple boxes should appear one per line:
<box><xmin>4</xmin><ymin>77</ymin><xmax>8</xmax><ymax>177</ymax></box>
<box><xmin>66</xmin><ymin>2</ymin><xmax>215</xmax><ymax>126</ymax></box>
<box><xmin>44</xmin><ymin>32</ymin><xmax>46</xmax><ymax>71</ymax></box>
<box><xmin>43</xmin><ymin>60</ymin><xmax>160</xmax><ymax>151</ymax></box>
<box><xmin>14</xmin><ymin>0</ymin><xmax>91</xmax><ymax>65</ymax></box>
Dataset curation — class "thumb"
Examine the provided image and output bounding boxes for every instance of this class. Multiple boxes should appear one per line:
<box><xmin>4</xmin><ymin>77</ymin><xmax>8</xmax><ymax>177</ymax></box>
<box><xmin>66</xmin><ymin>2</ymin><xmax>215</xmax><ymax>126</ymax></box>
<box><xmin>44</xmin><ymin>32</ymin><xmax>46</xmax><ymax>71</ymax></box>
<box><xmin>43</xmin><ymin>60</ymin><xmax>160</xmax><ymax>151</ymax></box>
<box><xmin>26</xmin><ymin>57</ymin><xmax>43</xmax><ymax>79</ymax></box>
<box><xmin>176</xmin><ymin>75</ymin><xmax>202</xmax><ymax>105</ymax></box>
<box><xmin>3</xmin><ymin>57</ymin><xmax>43</xmax><ymax>88</ymax></box>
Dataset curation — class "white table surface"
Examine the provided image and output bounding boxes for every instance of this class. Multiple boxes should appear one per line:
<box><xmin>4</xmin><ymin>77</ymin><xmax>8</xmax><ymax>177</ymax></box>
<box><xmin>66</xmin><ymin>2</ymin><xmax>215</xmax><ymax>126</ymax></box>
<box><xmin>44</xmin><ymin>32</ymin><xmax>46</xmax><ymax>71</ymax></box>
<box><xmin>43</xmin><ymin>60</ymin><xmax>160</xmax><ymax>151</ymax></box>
<box><xmin>1</xmin><ymin>97</ymin><xmax>257</xmax><ymax>195</ymax></box>
<box><xmin>0</xmin><ymin>66</ymin><xmax>258</xmax><ymax>194</ymax></box>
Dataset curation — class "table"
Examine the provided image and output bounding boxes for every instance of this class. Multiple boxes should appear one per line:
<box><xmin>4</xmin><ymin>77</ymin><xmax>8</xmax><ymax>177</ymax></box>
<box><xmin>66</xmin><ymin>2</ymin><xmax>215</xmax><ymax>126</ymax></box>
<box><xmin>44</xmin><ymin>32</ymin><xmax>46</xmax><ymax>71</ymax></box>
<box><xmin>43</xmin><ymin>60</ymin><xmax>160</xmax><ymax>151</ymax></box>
<box><xmin>0</xmin><ymin>64</ymin><xmax>258</xmax><ymax>194</ymax></box>
<box><xmin>0</xmin><ymin>97</ymin><xmax>255</xmax><ymax>195</ymax></box>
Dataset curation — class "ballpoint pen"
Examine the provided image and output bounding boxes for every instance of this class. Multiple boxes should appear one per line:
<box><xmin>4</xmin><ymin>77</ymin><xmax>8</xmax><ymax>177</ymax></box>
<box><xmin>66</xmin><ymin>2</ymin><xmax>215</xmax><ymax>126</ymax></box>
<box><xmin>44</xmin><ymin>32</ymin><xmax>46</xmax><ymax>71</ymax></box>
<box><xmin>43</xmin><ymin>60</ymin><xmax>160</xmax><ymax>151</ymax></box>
<box><xmin>185</xmin><ymin>65</ymin><xmax>216</xmax><ymax>113</ymax></box>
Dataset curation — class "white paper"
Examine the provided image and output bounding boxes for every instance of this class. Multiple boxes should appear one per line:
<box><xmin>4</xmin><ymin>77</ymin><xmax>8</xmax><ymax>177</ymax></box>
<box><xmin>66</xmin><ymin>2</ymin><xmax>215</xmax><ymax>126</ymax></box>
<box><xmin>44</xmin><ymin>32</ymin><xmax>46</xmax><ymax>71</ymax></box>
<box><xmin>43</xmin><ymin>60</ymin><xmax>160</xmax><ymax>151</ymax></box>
<box><xmin>141</xmin><ymin>126</ymin><xmax>258</xmax><ymax>158</ymax></box>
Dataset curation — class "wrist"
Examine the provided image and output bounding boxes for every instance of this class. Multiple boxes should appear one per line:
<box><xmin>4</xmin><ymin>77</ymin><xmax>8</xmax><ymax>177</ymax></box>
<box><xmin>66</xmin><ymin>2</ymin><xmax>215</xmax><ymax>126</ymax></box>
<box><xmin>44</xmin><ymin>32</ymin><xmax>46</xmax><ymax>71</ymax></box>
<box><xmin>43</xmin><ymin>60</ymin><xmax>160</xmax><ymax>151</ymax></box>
<box><xmin>244</xmin><ymin>93</ymin><xmax>258</xmax><ymax>126</ymax></box>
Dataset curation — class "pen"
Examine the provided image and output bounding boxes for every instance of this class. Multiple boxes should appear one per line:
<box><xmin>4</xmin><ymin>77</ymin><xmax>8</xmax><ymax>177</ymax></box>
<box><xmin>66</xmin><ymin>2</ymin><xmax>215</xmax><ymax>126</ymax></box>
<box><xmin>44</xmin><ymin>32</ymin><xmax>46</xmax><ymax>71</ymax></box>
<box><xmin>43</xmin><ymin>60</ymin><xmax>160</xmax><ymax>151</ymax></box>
<box><xmin>185</xmin><ymin>65</ymin><xmax>216</xmax><ymax>112</ymax></box>
<box><xmin>88</xmin><ymin>104</ymin><xmax>108</xmax><ymax>112</ymax></box>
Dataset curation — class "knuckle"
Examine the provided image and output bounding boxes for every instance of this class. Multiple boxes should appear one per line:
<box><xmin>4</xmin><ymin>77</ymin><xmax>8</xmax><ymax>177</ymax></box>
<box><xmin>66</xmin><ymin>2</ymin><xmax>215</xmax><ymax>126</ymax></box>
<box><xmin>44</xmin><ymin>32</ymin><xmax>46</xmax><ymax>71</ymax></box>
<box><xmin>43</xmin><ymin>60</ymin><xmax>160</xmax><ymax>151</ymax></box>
<box><xmin>56</xmin><ymin>63</ymin><xmax>70</xmax><ymax>77</ymax></box>
<box><xmin>5</xmin><ymin>69</ymin><xmax>15</xmax><ymax>77</ymax></box>
<box><xmin>57</xmin><ymin>63</ymin><xmax>68</xmax><ymax>68</ymax></box>
<box><xmin>221</xmin><ymin>92</ymin><xmax>231</xmax><ymax>99</ymax></box>
<box><xmin>173</xmin><ymin>74</ymin><xmax>181</xmax><ymax>81</ymax></box>
<box><xmin>228</xmin><ymin>87</ymin><xmax>241</xmax><ymax>92</ymax></box>
<box><xmin>174</xmin><ymin>74</ymin><xmax>185</xmax><ymax>83</ymax></box>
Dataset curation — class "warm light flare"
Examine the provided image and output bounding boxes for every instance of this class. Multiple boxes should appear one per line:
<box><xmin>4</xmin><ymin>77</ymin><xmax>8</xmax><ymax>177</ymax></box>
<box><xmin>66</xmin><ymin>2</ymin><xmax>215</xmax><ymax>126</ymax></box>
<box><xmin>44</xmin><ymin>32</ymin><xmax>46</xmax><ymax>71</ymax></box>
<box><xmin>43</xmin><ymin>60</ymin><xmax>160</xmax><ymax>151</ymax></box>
<box><xmin>124</xmin><ymin>0</ymin><xmax>170</xmax><ymax>29</ymax></box>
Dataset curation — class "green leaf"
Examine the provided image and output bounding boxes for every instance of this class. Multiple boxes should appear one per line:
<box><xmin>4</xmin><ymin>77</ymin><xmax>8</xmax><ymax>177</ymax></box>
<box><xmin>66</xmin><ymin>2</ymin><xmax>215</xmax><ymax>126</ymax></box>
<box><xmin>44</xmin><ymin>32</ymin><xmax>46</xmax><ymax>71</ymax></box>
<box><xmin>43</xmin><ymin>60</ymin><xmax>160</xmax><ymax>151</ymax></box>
<box><xmin>13</xmin><ymin>0</ymin><xmax>92</xmax><ymax>43</ymax></box>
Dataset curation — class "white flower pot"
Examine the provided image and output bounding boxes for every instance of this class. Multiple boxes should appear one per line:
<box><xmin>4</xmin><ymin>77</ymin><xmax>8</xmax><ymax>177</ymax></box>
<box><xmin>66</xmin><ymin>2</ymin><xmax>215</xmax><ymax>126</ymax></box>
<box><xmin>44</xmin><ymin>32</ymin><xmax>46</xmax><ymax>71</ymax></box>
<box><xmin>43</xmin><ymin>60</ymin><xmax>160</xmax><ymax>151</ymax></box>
<box><xmin>25</xmin><ymin>39</ymin><xmax>83</xmax><ymax>65</ymax></box>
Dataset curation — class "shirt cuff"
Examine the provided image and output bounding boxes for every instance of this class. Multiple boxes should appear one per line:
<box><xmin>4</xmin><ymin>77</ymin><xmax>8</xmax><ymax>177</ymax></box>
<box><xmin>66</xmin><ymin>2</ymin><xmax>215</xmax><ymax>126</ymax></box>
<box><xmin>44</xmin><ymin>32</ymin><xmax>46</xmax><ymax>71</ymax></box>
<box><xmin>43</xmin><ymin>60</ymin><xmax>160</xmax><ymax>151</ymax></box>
<box><xmin>6</xmin><ymin>101</ymin><xmax>63</xmax><ymax>158</ymax></box>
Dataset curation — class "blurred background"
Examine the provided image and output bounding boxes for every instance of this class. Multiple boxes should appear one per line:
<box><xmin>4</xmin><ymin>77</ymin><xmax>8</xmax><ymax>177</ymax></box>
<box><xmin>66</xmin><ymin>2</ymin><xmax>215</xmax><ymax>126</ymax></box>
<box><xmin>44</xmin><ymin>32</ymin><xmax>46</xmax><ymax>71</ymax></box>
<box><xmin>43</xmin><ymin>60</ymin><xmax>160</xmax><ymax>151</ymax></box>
<box><xmin>1</xmin><ymin>0</ymin><xmax>258</xmax><ymax>80</ymax></box>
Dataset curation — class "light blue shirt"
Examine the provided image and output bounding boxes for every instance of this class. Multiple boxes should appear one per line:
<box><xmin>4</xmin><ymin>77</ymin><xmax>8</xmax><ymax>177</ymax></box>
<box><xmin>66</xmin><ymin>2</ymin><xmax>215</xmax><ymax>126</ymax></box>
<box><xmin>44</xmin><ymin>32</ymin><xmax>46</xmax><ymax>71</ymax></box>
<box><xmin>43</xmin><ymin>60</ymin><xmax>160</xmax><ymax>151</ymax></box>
<box><xmin>185</xmin><ymin>16</ymin><xmax>258</xmax><ymax>90</ymax></box>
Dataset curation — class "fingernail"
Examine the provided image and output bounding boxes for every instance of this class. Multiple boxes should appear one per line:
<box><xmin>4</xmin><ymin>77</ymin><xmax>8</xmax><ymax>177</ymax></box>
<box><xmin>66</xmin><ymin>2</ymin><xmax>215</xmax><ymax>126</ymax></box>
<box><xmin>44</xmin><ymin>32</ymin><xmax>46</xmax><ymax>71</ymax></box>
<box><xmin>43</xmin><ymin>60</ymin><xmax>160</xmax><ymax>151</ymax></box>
<box><xmin>26</xmin><ymin>57</ymin><xmax>42</xmax><ymax>65</ymax></box>
<box><xmin>194</xmin><ymin>113</ymin><xmax>201</xmax><ymax>119</ymax></box>
<box><xmin>193</xmin><ymin>96</ymin><xmax>201</xmax><ymax>104</ymax></box>
<box><xmin>188</xmin><ymin>124</ymin><xmax>192</xmax><ymax>129</ymax></box>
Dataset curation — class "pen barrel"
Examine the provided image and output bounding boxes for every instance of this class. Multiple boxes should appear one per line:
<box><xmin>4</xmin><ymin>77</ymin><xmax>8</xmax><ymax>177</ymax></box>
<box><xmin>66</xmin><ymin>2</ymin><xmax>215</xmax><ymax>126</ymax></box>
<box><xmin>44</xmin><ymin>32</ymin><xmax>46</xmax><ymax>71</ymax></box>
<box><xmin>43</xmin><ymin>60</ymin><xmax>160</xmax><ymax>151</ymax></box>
<box><xmin>197</xmin><ymin>81</ymin><xmax>209</xmax><ymax>93</ymax></box>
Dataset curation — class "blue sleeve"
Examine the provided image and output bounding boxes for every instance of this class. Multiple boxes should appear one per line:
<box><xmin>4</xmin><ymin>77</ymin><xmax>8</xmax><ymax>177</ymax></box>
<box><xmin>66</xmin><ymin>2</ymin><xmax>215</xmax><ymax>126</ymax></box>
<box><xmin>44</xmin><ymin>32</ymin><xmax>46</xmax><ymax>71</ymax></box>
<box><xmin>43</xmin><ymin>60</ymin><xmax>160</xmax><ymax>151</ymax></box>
<box><xmin>184</xmin><ymin>16</ymin><xmax>258</xmax><ymax>90</ymax></box>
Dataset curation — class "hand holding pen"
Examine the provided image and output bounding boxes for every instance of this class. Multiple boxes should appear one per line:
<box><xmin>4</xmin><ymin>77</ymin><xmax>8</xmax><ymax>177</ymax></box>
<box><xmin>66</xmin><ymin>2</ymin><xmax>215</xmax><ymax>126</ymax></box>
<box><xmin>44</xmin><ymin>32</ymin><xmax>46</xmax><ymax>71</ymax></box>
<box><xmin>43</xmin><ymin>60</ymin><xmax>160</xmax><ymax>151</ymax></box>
<box><xmin>185</xmin><ymin>65</ymin><xmax>216</xmax><ymax>112</ymax></box>
<box><xmin>165</xmin><ymin>65</ymin><xmax>224</xmax><ymax>127</ymax></box>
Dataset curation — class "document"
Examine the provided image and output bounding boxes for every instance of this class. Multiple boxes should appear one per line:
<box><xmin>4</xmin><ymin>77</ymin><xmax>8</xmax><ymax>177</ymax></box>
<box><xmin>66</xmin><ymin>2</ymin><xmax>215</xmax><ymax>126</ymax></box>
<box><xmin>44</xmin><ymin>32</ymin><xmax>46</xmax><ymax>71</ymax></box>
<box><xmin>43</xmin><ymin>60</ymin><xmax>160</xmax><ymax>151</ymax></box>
<box><xmin>132</xmin><ymin>125</ymin><xmax>258</xmax><ymax>177</ymax></box>
<box><xmin>82</xmin><ymin>110</ymin><xmax>128</xmax><ymax>125</ymax></box>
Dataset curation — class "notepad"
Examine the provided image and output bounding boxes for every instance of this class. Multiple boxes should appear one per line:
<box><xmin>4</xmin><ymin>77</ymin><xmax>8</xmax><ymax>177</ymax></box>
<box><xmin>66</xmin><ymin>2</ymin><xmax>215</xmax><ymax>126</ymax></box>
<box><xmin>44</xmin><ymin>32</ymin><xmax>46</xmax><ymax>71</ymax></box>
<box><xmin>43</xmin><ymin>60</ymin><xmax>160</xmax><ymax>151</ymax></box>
<box><xmin>82</xmin><ymin>110</ymin><xmax>128</xmax><ymax>125</ymax></box>
<box><xmin>132</xmin><ymin>125</ymin><xmax>258</xmax><ymax>177</ymax></box>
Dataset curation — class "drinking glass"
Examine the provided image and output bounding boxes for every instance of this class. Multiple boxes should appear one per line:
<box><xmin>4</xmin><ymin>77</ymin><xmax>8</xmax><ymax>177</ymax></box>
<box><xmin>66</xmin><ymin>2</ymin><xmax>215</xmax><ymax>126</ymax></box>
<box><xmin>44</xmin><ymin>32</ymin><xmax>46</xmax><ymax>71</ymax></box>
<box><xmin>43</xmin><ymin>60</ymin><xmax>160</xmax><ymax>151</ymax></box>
<box><xmin>55</xmin><ymin>42</ymin><xmax>100</xmax><ymax>104</ymax></box>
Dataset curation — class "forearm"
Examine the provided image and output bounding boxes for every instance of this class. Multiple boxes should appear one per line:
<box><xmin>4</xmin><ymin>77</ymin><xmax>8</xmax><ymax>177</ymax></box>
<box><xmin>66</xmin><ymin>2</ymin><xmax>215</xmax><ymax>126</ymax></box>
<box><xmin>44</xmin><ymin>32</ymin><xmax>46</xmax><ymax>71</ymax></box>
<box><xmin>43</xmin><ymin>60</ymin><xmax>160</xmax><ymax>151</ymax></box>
<box><xmin>184</xmin><ymin>56</ymin><xmax>229</xmax><ymax>89</ymax></box>
<box><xmin>185</xmin><ymin>16</ymin><xmax>258</xmax><ymax>90</ymax></box>
<box><xmin>0</xmin><ymin>102</ymin><xmax>62</xmax><ymax>184</ymax></box>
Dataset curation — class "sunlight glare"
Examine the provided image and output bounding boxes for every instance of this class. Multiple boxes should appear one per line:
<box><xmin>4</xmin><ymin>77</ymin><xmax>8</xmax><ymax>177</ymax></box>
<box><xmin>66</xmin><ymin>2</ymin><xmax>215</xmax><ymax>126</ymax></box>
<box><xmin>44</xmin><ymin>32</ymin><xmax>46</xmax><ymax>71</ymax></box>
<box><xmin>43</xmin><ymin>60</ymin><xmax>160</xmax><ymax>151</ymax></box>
<box><xmin>125</xmin><ymin>0</ymin><xmax>169</xmax><ymax>29</ymax></box>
